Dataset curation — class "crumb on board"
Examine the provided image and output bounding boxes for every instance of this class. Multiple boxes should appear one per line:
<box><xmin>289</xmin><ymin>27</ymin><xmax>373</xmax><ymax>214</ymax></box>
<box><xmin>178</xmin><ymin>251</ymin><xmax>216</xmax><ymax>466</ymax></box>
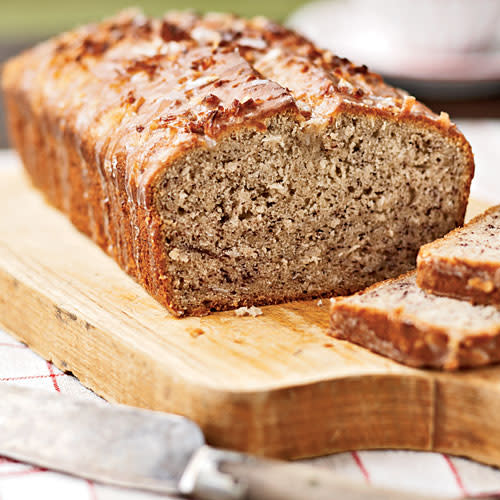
<box><xmin>189</xmin><ymin>328</ymin><xmax>205</xmax><ymax>338</ymax></box>
<box><xmin>234</xmin><ymin>306</ymin><xmax>263</xmax><ymax>317</ymax></box>
<box><xmin>317</xmin><ymin>299</ymin><xmax>323</xmax><ymax>306</ymax></box>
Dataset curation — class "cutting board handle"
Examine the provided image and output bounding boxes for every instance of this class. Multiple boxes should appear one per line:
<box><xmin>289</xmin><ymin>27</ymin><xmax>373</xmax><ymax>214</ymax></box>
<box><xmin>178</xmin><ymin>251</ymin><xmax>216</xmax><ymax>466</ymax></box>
<box><xmin>179</xmin><ymin>445</ymin><xmax>468</xmax><ymax>500</ymax></box>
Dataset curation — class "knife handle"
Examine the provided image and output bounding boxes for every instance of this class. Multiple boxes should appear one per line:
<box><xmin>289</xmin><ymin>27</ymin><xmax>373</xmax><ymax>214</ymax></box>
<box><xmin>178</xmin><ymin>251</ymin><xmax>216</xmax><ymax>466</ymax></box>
<box><xmin>179</xmin><ymin>446</ymin><xmax>468</xmax><ymax>500</ymax></box>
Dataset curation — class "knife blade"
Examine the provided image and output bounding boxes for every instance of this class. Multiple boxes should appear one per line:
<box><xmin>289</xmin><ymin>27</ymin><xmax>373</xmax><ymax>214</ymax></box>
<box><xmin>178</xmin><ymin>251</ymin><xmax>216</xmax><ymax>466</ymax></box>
<box><xmin>0</xmin><ymin>384</ymin><xmax>490</xmax><ymax>500</ymax></box>
<box><xmin>0</xmin><ymin>383</ymin><xmax>203</xmax><ymax>494</ymax></box>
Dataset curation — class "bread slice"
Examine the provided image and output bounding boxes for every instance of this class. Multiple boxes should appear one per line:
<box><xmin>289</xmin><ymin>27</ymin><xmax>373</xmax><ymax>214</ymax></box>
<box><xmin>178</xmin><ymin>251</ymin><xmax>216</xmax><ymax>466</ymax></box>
<box><xmin>2</xmin><ymin>10</ymin><xmax>474</xmax><ymax>316</ymax></box>
<box><xmin>329</xmin><ymin>272</ymin><xmax>500</xmax><ymax>370</ymax></box>
<box><xmin>417</xmin><ymin>205</ymin><xmax>500</xmax><ymax>306</ymax></box>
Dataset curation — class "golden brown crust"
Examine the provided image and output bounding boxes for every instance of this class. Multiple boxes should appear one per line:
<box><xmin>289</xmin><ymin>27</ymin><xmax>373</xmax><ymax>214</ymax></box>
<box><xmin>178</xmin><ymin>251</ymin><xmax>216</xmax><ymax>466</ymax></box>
<box><xmin>330</xmin><ymin>300</ymin><xmax>452</xmax><ymax>369</ymax></box>
<box><xmin>417</xmin><ymin>206</ymin><xmax>500</xmax><ymax>307</ymax></box>
<box><xmin>329</xmin><ymin>272</ymin><xmax>500</xmax><ymax>370</ymax></box>
<box><xmin>2</xmin><ymin>9</ymin><xmax>474</xmax><ymax>316</ymax></box>
<box><xmin>163</xmin><ymin>12</ymin><xmax>439</xmax><ymax>119</ymax></box>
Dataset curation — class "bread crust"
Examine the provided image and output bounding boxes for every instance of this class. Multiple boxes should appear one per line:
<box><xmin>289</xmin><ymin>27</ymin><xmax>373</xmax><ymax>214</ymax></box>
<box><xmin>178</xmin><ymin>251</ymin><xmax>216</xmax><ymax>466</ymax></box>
<box><xmin>2</xmin><ymin>10</ymin><xmax>474</xmax><ymax>316</ymax></box>
<box><xmin>329</xmin><ymin>272</ymin><xmax>500</xmax><ymax>370</ymax></box>
<box><xmin>417</xmin><ymin>206</ymin><xmax>500</xmax><ymax>307</ymax></box>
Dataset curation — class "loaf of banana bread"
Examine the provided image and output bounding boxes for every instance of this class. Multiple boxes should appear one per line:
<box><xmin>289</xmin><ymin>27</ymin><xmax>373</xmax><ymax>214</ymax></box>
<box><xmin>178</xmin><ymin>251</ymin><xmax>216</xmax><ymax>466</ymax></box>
<box><xmin>2</xmin><ymin>10</ymin><xmax>474</xmax><ymax>316</ymax></box>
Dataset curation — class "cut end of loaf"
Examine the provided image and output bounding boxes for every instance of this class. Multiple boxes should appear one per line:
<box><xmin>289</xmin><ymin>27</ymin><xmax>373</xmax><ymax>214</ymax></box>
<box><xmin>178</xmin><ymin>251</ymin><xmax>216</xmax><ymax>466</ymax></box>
<box><xmin>155</xmin><ymin>112</ymin><xmax>471</xmax><ymax>316</ymax></box>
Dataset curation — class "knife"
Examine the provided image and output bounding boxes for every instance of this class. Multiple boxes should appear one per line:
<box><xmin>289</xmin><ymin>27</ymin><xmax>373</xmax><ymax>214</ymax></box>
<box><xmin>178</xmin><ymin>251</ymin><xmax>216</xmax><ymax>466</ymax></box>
<box><xmin>0</xmin><ymin>384</ymin><xmax>492</xmax><ymax>500</ymax></box>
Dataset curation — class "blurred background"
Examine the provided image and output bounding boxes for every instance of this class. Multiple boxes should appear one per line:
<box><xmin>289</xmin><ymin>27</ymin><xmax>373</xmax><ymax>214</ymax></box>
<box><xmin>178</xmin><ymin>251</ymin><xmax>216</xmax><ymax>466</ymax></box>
<box><xmin>1</xmin><ymin>0</ymin><xmax>500</xmax><ymax>150</ymax></box>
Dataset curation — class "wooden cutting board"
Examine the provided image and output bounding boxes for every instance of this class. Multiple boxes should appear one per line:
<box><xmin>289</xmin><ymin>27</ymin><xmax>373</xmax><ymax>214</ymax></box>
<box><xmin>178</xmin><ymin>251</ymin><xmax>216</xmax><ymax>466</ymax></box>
<box><xmin>1</xmin><ymin>166</ymin><xmax>498</xmax><ymax>466</ymax></box>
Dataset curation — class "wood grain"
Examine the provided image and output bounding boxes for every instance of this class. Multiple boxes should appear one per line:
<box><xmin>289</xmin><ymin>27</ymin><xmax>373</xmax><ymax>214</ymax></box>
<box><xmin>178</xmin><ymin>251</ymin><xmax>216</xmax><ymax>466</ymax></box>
<box><xmin>0</xmin><ymin>166</ymin><xmax>498</xmax><ymax>464</ymax></box>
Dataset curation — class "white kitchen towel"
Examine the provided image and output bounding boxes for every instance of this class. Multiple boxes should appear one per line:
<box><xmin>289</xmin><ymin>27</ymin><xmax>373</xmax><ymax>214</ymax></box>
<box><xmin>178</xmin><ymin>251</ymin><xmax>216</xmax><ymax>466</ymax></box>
<box><xmin>0</xmin><ymin>119</ymin><xmax>499</xmax><ymax>500</ymax></box>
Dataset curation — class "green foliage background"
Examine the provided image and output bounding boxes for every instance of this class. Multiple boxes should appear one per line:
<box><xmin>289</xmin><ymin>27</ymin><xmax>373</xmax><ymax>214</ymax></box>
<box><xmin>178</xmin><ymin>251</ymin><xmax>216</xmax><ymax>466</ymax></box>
<box><xmin>1</xmin><ymin>0</ymin><xmax>309</xmax><ymax>38</ymax></box>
